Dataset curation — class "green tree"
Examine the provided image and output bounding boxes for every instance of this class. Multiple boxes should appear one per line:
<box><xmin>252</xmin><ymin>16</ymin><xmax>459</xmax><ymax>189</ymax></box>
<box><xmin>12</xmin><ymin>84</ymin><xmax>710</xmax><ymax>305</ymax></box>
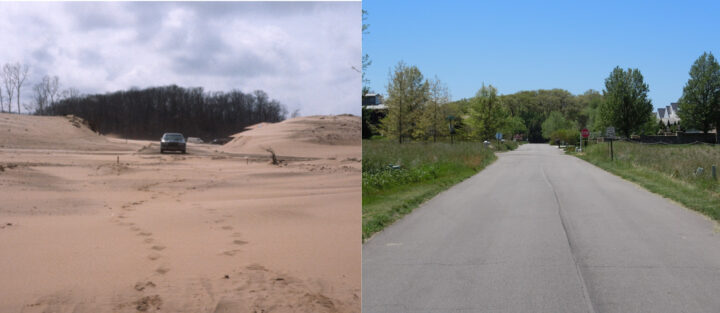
<box><xmin>600</xmin><ymin>67</ymin><xmax>653</xmax><ymax>138</ymax></box>
<box><xmin>380</xmin><ymin>61</ymin><xmax>428</xmax><ymax>143</ymax></box>
<box><xmin>638</xmin><ymin>112</ymin><xmax>661</xmax><ymax>135</ymax></box>
<box><xmin>362</xmin><ymin>10</ymin><xmax>372</xmax><ymax>96</ymax></box>
<box><xmin>417</xmin><ymin>77</ymin><xmax>450</xmax><ymax>142</ymax></box>
<box><xmin>678</xmin><ymin>52</ymin><xmax>720</xmax><ymax>137</ymax></box>
<box><xmin>464</xmin><ymin>84</ymin><xmax>507</xmax><ymax>140</ymax></box>
<box><xmin>501</xmin><ymin>115</ymin><xmax>527</xmax><ymax>139</ymax></box>
<box><xmin>541</xmin><ymin>111</ymin><xmax>574</xmax><ymax>139</ymax></box>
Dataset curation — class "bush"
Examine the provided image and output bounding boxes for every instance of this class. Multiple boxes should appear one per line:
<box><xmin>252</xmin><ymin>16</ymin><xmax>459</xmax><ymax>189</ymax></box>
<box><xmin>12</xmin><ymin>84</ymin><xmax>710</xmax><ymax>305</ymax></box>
<box><xmin>549</xmin><ymin>129</ymin><xmax>579</xmax><ymax>145</ymax></box>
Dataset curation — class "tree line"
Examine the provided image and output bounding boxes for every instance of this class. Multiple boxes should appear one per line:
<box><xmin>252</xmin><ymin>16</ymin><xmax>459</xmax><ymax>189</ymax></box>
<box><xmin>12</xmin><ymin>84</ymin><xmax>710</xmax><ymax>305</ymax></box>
<box><xmin>369</xmin><ymin>52</ymin><xmax>720</xmax><ymax>143</ymax></box>
<box><xmin>1</xmin><ymin>62</ymin><xmax>30</xmax><ymax>114</ymax></box>
<box><xmin>43</xmin><ymin>85</ymin><xmax>287</xmax><ymax>140</ymax></box>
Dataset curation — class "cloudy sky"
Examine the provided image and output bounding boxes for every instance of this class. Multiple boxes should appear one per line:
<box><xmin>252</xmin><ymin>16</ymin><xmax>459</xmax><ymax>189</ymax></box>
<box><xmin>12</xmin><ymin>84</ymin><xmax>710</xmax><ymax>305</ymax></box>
<box><xmin>0</xmin><ymin>1</ymin><xmax>361</xmax><ymax>116</ymax></box>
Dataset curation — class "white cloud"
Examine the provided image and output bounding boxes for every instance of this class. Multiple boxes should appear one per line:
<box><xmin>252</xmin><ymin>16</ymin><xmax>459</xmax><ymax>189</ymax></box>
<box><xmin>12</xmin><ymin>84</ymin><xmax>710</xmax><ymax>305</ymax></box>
<box><xmin>0</xmin><ymin>2</ymin><xmax>361</xmax><ymax>116</ymax></box>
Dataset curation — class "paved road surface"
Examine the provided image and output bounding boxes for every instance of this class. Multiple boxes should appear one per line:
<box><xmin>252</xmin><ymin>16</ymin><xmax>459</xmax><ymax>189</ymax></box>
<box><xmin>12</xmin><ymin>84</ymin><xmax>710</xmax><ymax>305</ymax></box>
<box><xmin>363</xmin><ymin>144</ymin><xmax>720</xmax><ymax>313</ymax></box>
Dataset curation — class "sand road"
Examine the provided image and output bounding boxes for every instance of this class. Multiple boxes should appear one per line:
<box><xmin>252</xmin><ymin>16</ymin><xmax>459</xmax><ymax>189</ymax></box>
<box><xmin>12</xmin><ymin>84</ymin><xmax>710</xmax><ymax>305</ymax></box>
<box><xmin>0</xmin><ymin>113</ymin><xmax>360</xmax><ymax>313</ymax></box>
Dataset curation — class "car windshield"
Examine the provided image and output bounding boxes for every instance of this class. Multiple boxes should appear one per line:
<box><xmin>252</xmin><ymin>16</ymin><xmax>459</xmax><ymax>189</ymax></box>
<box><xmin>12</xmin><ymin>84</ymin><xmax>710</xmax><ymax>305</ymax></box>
<box><xmin>163</xmin><ymin>134</ymin><xmax>184</xmax><ymax>141</ymax></box>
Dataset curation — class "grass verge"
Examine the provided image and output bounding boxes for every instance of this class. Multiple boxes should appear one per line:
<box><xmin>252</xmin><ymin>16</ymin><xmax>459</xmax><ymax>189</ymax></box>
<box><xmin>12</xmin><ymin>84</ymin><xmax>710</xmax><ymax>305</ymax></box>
<box><xmin>362</xmin><ymin>140</ymin><xmax>519</xmax><ymax>240</ymax></box>
<box><xmin>574</xmin><ymin>141</ymin><xmax>720</xmax><ymax>221</ymax></box>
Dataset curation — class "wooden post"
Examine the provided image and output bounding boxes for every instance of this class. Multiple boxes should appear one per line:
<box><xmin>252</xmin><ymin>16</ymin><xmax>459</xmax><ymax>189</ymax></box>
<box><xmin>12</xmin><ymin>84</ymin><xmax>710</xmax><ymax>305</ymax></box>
<box><xmin>610</xmin><ymin>139</ymin><xmax>614</xmax><ymax>161</ymax></box>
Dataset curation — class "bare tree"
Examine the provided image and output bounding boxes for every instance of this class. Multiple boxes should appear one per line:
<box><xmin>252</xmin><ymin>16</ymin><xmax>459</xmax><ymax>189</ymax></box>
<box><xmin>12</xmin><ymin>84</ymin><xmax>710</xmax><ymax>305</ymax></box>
<box><xmin>60</xmin><ymin>87</ymin><xmax>80</xmax><ymax>100</ymax></box>
<box><xmin>33</xmin><ymin>81</ymin><xmax>49</xmax><ymax>113</ymax></box>
<box><xmin>0</xmin><ymin>85</ymin><xmax>4</xmax><ymax>113</ymax></box>
<box><xmin>2</xmin><ymin>64</ymin><xmax>16</xmax><ymax>113</ymax></box>
<box><xmin>15</xmin><ymin>63</ymin><xmax>29</xmax><ymax>114</ymax></box>
<box><xmin>46</xmin><ymin>75</ymin><xmax>60</xmax><ymax>105</ymax></box>
<box><xmin>33</xmin><ymin>75</ymin><xmax>60</xmax><ymax>113</ymax></box>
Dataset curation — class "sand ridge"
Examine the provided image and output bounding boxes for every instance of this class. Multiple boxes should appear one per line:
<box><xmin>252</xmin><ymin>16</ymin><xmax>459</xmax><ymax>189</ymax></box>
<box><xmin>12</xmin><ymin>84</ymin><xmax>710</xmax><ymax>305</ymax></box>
<box><xmin>222</xmin><ymin>115</ymin><xmax>360</xmax><ymax>160</ymax></box>
<box><xmin>0</xmin><ymin>113</ymin><xmax>360</xmax><ymax>312</ymax></box>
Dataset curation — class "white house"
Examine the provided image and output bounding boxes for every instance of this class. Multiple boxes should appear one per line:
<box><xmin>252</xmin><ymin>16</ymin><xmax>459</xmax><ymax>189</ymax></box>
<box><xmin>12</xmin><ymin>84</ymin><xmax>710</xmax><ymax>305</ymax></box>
<box><xmin>655</xmin><ymin>102</ymin><xmax>681</xmax><ymax>125</ymax></box>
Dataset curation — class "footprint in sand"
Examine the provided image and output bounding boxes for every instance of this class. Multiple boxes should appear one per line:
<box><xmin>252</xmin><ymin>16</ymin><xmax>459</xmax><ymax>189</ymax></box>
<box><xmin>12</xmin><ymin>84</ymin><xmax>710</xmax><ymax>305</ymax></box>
<box><xmin>246</xmin><ymin>264</ymin><xmax>267</xmax><ymax>271</ymax></box>
<box><xmin>221</xmin><ymin>225</ymin><xmax>233</xmax><ymax>231</ymax></box>
<box><xmin>147</xmin><ymin>253</ymin><xmax>161</xmax><ymax>261</ymax></box>
<box><xmin>232</xmin><ymin>240</ymin><xmax>248</xmax><ymax>245</ymax></box>
<box><xmin>151</xmin><ymin>245</ymin><xmax>166</xmax><ymax>251</ymax></box>
<box><xmin>131</xmin><ymin>226</ymin><xmax>141</xmax><ymax>232</ymax></box>
<box><xmin>134</xmin><ymin>294</ymin><xmax>162</xmax><ymax>312</ymax></box>
<box><xmin>138</xmin><ymin>232</ymin><xmax>153</xmax><ymax>237</ymax></box>
<box><xmin>134</xmin><ymin>281</ymin><xmax>156</xmax><ymax>291</ymax></box>
<box><xmin>144</xmin><ymin>238</ymin><xmax>154</xmax><ymax>244</ymax></box>
<box><xmin>155</xmin><ymin>265</ymin><xmax>170</xmax><ymax>275</ymax></box>
<box><xmin>222</xmin><ymin>249</ymin><xmax>241</xmax><ymax>256</ymax></box>
<box><xmin>231</xmin><ymin>232</ymin><xmax>243</xmax><ymax>237</ymax></box>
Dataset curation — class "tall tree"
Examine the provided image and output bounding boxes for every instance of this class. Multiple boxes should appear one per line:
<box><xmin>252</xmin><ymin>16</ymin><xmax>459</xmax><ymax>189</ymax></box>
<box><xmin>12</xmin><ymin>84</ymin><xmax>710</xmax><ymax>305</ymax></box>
<box><xmin>32</xmin><ymin>81</ymin><xmax>49</xmax><ymax>114</ymax></box>
<box><xmin>45</xmin><ymin>85</ymin><xmax>287</xmax><ymax>140</ymax></box>
<box><xmin>3</xmin><ymin>63</ymin><xmax>29</xmax><ymax>114</ymax></box>
<box><xmin>46</xmin><ymin>75</ymin><xmax>60</xmax><ymax>106</ymax></box>
<box><xmin>61</xmin><ymin>87</ymin><xmax>81</xmax><ymax>100</ymax></box>
<box><xmin>361</xmin><ymin>10</ymin><xmax>372</xmax><ymax>96</ymax></box>
<box><xmin>381</xmin><ymin>61</ymin><xmax>428</xmax><ymax>143</ymax></box>
<box><xmin>32</xmin><ymin>75</ymin><xmax>60</xmax><ymax>114</ymax></box>
<box><xmin>541</xmin><ymin>111</ymin><xmax>574</xmax><ymax>139</ymax></box>
<box><xmin>600</xmin><ymin>66</ymin><xmax>653</xmax><ymax>138</ymax></box>
<box><xmin>678</xmin><ymin>52</ymin><xmax>720</xmax><ymax>137</ymax></box>
<box><xmin>1</xmin><ymin>64</ymin><xmax>15</xmax><ymax>113</ymax></box>
<box><xmin>418</xmin><ymin>77</ymin><xmax>450</xmax><ymax>142</ymax></box>
<box><xmin>465</xmin><ymin>84</ymin><xmax>507</xmax><ymax>140</ymax></box>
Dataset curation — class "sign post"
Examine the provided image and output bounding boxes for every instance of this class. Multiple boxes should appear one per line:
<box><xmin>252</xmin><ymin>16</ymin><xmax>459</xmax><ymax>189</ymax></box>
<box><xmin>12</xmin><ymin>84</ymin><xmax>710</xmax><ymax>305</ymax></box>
<box><xmin>581</xmin><ymin>128</ymin><xmax>589</xmax><ymax>152</ymax></box>
<box><xmin>606</xmin><ymin>127</ymin><xmax>615</xmax><ymax>161</ymax></box>
<box><xmin>447</xmin><ymin>115</ymin><xmax>456</xmax><ymax>144</ymax></box>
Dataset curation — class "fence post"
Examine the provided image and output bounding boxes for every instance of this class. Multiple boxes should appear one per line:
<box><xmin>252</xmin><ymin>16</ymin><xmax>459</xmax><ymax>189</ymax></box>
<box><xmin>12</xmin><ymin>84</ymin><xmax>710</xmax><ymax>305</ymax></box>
<box><xmin>713</xmin><ymin>165</ymin><xmax>717</xmax><ymax>181</ymax></box>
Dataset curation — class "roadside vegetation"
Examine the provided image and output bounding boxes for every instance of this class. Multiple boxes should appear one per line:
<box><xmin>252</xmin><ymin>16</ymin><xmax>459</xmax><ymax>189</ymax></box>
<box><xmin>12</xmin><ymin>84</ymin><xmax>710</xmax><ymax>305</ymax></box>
<box><xmin>363</xmin><ymin>11</ymin><xmax>720</xmax><ymax>238</ymax></box>
<box><xmin>362</xmin><ymin>140</ymin><xmax>518</xmax><ymax>239</ymax></box>
<box><xmin>576</xmin><ymin>141</ymin><xmax>720</xmax><ymax>220</ymax></box>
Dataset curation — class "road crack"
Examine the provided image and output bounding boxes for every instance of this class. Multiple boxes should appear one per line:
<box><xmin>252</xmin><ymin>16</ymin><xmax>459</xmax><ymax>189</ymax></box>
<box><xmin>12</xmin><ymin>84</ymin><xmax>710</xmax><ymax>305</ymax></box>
<box><xmin>542</xmin><ymin>166</ymin><xmax>597</xmax><ymax>313</ymax></box>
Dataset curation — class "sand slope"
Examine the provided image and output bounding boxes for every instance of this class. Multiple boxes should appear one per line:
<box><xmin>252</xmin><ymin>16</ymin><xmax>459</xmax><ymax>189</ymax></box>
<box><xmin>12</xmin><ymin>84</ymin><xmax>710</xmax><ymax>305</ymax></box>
<box><xmin>0</xmin><ymin>113</ymin><xmax>360</xmax><ymax>312</ymax></box>
<box><xmin>222</xmin><ymin>115</ymin><xmax>360</xmax><ymax>159</ymax></box>
<box><xmin>0</xmin><ymin>113</ymin><xmax>134</xmax><ymax>151</ymax></box>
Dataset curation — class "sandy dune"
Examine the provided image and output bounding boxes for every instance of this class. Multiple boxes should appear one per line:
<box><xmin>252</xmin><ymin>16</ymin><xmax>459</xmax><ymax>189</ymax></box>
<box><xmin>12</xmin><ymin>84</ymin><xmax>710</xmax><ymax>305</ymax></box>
<box><xmin>222</xmin><ymin>115</ymin><xmax>360</xmax><ymax>160</ymax></box>
<box><xmin>0</xmin><ymin>113</ymin><xmax>360</xmax><ymax>313</ymax></box>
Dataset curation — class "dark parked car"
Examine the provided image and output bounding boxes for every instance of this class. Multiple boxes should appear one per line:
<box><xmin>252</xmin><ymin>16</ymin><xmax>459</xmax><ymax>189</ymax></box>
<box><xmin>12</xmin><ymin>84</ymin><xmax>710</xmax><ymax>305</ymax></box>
<box><xmin>160</xmin><ymin>133</ymin><xmax>186</xmax><ymax>154</ymax></box>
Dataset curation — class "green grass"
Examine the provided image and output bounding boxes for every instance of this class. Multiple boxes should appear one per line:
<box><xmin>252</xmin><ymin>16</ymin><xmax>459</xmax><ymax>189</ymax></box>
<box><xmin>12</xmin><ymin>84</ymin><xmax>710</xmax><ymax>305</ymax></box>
<box><xmin>362</xmin><ymin>140</ymin><xmax>519</xmax><ymax>240</ymax></box>
<box><xmin>575</xmin><ymin>141</ymin><xmax>720</xmax><ymax>221</ymax></box>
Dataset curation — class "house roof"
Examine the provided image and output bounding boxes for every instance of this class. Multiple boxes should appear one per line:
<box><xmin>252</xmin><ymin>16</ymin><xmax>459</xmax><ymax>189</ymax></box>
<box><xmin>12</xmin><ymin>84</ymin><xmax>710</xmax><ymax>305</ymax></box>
<box><xmin>671</xmin><ymin>102</ymin><xmax>679</xmax><ymax>112</ymax></box>
<box><xmin>657</xmin><ymin>108</ymin><xmax>666</xmax><ymax>118</ymax></box>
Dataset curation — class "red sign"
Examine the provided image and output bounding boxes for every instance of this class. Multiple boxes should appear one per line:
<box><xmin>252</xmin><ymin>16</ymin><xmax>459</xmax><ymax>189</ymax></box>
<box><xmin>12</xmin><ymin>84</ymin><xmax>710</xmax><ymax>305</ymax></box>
<box><xmin>581</xmin><ymin>128</ymin><xmax>590</xmax><ymax>138</ymax></box>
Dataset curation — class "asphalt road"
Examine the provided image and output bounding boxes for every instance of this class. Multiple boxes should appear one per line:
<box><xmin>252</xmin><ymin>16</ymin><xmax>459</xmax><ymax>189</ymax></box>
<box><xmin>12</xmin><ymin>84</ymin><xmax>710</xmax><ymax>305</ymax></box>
<box><xmin>363</xmin><ymin>144</ymin><xmax>720</xmax><ymax>313</ymax></box>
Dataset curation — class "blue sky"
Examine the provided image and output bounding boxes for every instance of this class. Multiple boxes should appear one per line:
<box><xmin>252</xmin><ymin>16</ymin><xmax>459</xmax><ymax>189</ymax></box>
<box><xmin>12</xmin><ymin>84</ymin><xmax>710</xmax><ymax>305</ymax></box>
<box><xmin>363</xmin><ymin>0</ymin><xmax>720</xmax><ymax>110</ymax></box>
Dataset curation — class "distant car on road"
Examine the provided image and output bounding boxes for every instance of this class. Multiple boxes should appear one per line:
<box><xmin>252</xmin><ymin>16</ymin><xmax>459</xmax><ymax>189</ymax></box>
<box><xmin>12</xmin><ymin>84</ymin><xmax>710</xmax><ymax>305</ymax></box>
<box><xmin>160</xmin><ymin>133</ymin><xmax>186</xmax><ymax>154</ymax></box>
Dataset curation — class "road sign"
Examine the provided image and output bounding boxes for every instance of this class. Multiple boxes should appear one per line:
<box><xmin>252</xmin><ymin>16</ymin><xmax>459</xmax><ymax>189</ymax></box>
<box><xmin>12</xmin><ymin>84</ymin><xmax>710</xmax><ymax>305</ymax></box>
<box><xmin>581</xmin><ymin>128</ymin><xmax>589</xmax><ymax>138</ymax></box>
<box><xmin>606</xmin><ymin>127</ymin><xmax>615</xmax><ymax>138</ymax></box>
<box><xmin>606</xmin><ymin>127</ymin><xmax>615</xmax><ymax>161</ymax></box>
<box><xmin>495</xmin><ymin>132</ymin><xmax>502</xmax><ymax>140</ymax></box>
